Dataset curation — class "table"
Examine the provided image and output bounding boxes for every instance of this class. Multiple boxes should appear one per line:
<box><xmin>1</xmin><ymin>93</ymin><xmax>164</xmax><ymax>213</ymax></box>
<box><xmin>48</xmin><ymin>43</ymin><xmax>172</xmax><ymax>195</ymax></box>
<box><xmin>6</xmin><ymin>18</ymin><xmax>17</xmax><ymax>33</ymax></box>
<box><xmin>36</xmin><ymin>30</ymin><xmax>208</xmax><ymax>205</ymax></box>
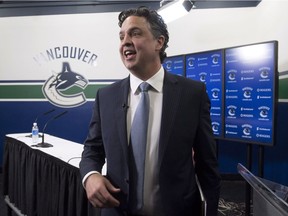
<box><xmin>2</xmin><ymin>133</ymin><xmax>100</xmax><ymax>216</ymax></box>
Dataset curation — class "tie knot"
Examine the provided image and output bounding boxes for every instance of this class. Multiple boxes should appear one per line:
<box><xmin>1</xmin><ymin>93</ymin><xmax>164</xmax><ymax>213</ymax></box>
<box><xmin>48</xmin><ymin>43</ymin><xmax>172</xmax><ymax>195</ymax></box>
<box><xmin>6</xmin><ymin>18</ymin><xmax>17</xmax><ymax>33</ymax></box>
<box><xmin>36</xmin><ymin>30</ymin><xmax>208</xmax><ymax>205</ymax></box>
<box><xmin>139</xmin><ymin>82</ymin><xmax>150</xmax><ymax>92</ymax></box>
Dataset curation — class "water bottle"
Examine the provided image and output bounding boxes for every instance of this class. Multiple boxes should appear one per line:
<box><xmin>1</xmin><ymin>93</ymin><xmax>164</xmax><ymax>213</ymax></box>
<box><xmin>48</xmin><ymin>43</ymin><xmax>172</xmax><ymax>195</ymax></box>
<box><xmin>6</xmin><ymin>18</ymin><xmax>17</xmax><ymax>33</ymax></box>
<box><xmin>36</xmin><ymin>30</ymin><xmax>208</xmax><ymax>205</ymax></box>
<box><xmin>32</xmin><ymin>122</ymin><xmax>39</xmax><ymax>143</ymax></box>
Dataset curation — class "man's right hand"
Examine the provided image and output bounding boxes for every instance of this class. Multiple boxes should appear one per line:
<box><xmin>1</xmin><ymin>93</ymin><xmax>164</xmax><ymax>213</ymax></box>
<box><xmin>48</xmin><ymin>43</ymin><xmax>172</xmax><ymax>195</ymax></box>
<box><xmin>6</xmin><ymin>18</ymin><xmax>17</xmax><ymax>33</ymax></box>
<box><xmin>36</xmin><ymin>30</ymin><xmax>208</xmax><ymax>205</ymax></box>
<box><xmin>84</xmin><ymin>173</ymin><xmax>121</xmax><ymax>208</ymax></box>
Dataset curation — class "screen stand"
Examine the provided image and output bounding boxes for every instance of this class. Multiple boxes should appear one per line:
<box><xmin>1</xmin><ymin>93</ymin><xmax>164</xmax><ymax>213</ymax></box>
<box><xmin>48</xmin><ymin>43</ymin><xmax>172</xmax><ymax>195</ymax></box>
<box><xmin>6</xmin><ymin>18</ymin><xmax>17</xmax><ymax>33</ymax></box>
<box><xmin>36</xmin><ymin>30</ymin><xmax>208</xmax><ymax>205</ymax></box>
<box><xmin>245</xmin><ymin>143</ymin><xmax>265</xmax><ymax>216</ymax></box>
<box><xmin>246</xmin><ymin>143</ymin><xmax>252</xmax><ymax>216</ymax></box>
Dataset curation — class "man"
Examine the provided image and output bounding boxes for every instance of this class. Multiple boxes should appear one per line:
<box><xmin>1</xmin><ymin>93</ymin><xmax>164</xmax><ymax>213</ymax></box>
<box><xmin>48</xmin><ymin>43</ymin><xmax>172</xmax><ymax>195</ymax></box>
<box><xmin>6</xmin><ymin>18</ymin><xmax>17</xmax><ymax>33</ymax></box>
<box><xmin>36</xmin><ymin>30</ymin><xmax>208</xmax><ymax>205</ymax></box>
<box><xmin>80</xmin><ymin>6</ymin><xmax>221</xmax><ymax>216</ymax></box>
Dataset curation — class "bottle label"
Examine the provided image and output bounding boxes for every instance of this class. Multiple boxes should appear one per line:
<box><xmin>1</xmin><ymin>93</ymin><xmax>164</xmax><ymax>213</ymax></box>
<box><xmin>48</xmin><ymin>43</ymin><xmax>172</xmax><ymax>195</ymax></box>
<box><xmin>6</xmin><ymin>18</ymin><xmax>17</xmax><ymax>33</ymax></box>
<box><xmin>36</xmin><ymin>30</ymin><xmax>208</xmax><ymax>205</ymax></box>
<box><xmin>32</xmin><ymin>130</ymin><xmax>38</xmax><ymax>135</ymax></box>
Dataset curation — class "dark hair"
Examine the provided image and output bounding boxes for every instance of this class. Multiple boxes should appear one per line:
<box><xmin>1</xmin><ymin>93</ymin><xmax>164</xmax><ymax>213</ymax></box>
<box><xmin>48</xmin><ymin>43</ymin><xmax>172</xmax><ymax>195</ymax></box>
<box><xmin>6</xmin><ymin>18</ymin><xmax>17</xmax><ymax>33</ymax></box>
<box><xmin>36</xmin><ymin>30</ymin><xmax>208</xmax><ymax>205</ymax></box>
<box><xmin>118</xmin><ymin>6</ymin><xmax>169</xmax><ymax>63</ymax></box>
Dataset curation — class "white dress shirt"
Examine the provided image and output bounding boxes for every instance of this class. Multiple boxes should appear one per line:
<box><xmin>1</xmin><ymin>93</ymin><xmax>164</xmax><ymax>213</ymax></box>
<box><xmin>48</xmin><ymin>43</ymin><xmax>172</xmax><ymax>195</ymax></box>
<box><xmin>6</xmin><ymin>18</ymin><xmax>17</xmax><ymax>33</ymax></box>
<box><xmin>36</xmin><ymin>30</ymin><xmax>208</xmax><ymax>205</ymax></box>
<box><xmin>128</xmin><ymin>67</ymin><xmax>164</xmax><ymax>214</ymax></box>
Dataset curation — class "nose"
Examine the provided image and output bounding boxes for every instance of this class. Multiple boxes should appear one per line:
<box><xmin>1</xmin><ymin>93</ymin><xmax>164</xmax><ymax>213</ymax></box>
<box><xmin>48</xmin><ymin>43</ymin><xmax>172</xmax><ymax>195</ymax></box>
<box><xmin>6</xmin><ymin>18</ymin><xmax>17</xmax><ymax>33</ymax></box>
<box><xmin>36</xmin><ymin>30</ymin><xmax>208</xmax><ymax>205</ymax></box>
<box><xmin>120</xmin><ymin>34</ymin><xmax>132</xmax><ymax>47</ymax></box>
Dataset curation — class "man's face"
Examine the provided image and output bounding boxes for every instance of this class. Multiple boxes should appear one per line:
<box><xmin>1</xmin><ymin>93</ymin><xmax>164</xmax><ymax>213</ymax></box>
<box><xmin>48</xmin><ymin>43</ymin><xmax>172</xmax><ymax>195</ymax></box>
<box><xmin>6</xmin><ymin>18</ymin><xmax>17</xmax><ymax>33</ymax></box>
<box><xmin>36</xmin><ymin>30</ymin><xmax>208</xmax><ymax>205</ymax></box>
<box><xmin>119</xmin><ymin>16</ymin><xmax>163</xmax><ymax>77</ymax></box>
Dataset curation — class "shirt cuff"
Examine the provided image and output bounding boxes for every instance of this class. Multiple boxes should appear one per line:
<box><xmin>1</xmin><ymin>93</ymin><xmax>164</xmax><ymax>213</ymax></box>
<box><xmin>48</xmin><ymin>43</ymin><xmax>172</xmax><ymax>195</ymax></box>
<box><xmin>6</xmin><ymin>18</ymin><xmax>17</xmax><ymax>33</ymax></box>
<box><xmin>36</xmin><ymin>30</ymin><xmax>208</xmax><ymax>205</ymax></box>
<box><xmin>82</xmin><ymin>171</ymin><xmax>101</xmax><ymax>188</ymax></box>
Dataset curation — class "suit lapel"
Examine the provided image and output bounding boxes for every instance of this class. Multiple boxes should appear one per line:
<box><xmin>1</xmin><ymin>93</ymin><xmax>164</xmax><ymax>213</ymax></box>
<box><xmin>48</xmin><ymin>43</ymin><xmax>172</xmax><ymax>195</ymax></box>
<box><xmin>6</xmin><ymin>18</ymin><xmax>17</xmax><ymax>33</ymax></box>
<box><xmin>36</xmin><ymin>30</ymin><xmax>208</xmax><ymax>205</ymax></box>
<box><xmin>158</xmin><ymin>73</ymin><xmax>182</xmax><ymax>167</ymax></box>
<box><xmin>114</xmin><ymin>77</ymin><xmax>130</xmax><ymax>164</ymax></box>
<box><xmin>114</xmin><ymin>74</ymin><xmax>182</xmax><ymax>169</ymax></box>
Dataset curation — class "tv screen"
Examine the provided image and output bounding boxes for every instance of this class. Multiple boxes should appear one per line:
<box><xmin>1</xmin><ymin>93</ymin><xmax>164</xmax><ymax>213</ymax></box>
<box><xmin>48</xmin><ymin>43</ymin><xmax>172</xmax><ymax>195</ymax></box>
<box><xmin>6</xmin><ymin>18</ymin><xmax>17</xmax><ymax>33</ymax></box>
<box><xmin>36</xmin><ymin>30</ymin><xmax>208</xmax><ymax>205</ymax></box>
<box><xmin>163</xmin><ymin>55</ymin><xmax>185</xmax><ymax>76</ymax></box>
<box><xmin>185</xmin><ymin>50</ymin><xmax>224</xmax><ymax>138</ymax></box>
<box><xmin>224</xmin><ymin>41</ymin><xmax>278</xmax><ymax>146</ymax></box>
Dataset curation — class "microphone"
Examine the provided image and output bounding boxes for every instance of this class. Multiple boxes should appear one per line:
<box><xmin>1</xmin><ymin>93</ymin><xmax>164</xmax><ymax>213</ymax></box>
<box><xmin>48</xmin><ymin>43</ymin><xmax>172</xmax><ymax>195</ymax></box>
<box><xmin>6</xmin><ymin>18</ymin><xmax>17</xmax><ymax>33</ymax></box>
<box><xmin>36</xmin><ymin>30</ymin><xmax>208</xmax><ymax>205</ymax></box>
<box><xmin>122</xmin><ymin>103</ymin><xmax>129</xmax><ymax>110</ymax></box>
<box><xmin>26</xmin><ymin>109</ymin><xmax>56</xmax><ymax>137</ymax></box>
<box><xmin>31</xmin><ymin>110</ymin><xmax>68</xmax><ymax>148</ymax></box>
<box><xmin>34</xmin><ymin>109</ymin><xmax>56</xmax><ymax>123</ymax></box>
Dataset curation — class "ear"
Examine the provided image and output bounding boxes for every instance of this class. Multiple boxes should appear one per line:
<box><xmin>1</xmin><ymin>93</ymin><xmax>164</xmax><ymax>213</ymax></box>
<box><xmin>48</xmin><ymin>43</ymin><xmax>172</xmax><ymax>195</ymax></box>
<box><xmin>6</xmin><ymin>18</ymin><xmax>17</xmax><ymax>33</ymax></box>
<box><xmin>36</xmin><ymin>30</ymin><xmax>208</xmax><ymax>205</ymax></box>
<box><xmin>155</xmin><ymin>35</ymin><xmax>165</xmax><ymax>51</ymax></box>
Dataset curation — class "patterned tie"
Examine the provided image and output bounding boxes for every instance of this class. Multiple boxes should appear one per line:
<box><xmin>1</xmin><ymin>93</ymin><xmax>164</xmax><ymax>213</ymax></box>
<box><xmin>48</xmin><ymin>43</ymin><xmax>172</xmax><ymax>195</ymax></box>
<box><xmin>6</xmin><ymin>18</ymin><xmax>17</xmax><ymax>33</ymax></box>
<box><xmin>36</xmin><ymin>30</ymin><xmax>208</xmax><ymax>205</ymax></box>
<box><xmin>129</xmin><ymin>82</ymin><xmax>150</xmax><ymax>212</ymax></box>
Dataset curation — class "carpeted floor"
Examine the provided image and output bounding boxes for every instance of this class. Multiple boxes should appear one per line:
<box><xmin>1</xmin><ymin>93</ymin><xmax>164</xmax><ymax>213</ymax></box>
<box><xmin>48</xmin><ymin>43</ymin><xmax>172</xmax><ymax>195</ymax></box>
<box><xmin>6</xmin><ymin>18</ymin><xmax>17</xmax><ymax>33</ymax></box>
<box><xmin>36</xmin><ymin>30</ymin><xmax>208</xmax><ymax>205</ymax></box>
<box><xmin>0</xmin><ymin>172</ymin><xmax>246</xmax><ymax>216</ymax></box>
<box><xmin>218</xmin><ymin>179</ymin><xmax>246</xmax><ymax>216</ymax></box>
<box><xmin>218</xmin><ymin>198</ymin><xmax>245</xmax><ymax>216</ymax></box>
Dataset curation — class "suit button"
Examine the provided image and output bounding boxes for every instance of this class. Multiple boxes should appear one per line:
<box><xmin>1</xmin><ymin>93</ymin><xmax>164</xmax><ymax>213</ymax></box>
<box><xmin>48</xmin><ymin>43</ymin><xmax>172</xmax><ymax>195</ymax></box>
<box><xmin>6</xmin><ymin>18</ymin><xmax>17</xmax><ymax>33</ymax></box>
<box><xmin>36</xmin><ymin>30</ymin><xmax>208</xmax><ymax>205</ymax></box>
<box><xmin>125</xmin><ymin>178</ymin><xmax>129</xmax><ymax>184</ymax></box>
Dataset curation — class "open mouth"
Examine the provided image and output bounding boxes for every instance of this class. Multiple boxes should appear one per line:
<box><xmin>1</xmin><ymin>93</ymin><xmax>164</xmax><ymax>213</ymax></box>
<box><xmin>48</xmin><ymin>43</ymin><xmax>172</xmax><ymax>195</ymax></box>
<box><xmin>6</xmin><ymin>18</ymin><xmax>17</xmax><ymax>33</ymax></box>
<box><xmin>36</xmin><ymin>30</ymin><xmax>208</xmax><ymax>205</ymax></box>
<box><xmin>124</xmin><ymin>50</ymin><xmax>136</xmax><ymax>59</ymax></box>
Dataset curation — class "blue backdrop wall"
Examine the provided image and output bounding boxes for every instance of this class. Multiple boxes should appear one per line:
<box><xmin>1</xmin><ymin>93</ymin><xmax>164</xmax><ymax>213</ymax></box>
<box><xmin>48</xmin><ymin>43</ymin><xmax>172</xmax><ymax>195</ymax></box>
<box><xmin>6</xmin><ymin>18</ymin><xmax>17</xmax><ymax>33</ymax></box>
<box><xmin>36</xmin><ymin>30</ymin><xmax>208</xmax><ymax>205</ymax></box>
<box><xmin>1</xmin><ymin>101</ymin><xmax>288</xmax><ymax>185</ymax></box>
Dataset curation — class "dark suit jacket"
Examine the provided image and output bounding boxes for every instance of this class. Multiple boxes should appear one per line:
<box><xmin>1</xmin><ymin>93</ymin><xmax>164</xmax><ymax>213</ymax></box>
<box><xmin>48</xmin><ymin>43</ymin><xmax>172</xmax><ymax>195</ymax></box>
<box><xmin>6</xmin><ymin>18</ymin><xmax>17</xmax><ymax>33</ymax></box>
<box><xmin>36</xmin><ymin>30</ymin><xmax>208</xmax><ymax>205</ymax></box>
<box><xmin>80</xmin><ymin>72</ymin><xmax>221</xmax><ymax>216</ymax></box>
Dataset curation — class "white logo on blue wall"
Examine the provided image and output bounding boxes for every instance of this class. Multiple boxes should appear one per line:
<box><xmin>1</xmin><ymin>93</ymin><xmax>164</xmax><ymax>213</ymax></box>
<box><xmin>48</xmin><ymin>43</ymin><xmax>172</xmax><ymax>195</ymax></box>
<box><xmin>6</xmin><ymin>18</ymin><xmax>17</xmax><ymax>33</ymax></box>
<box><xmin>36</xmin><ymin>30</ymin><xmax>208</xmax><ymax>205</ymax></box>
<box><xmin>242</xmin><ymin>87</ymin><xmax>253</xmax><ymax>99</ymax></box>
<box><xmin>212</xmin><ymin>56</ymin><xmax>219</xmax><ymax>64</ymax></box>
<box><xmin>42</xmin><ymin>62</ymin><xmax>88</xmax><ymax>108</ymax></box>
<box><xmin>227</xmin><ymin>105</ymin><xmax>237</xmax><ymax>117</ymax></box>
<box><xmin>211</xmin><ymin>88</ymin><xmax>220</xmax><ymax>99</ymax></box>
<box><xmin>212</xmin><ymin>122</ymin><xmax>220</xmax><ymax>133</ymax></box>
<box><xmin>242</xmin><ymin>124</ymin><xmax>252</xmax><ymax>137</ymax></box>
<box><xmin>199</xmin><ymin>72</ymin><xmax>207</xmax><ymax>82</ymax></box>
<box><xmin>259</xmin><ymin>106</ymin><xmax>270</xmax><ymax>118</ymax></box>
<box><xmin>228</xmin><ymin>71</ymin><xmax>236</xmax><ymax>81</ymax></box>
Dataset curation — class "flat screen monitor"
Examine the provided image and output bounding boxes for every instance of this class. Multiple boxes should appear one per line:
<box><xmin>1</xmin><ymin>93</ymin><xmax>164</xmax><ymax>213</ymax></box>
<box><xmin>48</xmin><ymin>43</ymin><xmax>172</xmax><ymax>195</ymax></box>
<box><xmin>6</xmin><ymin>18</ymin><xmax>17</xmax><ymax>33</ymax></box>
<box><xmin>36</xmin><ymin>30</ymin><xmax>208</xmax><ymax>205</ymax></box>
<box><xmin>163</xmin><ymin>55</ymin><xmax>185</xmax><ymax>76</ymax></box>
<box><xmin>224</xmin><ymin>41</ymin><xmax>278</xmax><ymax>146</ymax></box>
<box><xmin>185</xmin><ymin>49</ymin><xmax>224</xmax><ymax>138</ymax></box>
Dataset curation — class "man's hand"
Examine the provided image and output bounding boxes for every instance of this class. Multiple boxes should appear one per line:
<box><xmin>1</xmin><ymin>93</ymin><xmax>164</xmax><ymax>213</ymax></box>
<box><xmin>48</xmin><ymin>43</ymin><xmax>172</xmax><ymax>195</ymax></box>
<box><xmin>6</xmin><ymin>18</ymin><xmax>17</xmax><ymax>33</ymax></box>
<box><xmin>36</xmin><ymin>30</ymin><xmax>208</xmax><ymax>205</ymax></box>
<box><xmin>85</xmin><ymin>173</ymin><xmax>121</xmax><ymax>208</ymax></box>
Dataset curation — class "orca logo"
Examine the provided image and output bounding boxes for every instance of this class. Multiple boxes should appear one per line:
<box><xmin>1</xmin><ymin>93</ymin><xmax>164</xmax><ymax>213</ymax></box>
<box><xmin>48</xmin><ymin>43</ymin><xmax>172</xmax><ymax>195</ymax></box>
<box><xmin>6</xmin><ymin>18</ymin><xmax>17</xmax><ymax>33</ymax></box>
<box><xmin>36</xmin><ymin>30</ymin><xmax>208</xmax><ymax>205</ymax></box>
<box><xmin>212</xmin><ymin>122</ymin><xmax>220</xmax><ymax>133</ymax></box>
<box><xmin>199</xmin><ymin>72</ymin><xmax>207</xmax><ymax>82</ymax></box>
<box><xmin>165</xmin><ymin>60</ymin><xmax>172</xmax><ymax>70</ymax></box>
<box><xmin>243</xmin><ymin>90</ymin><xmax>251</xmax><ymax>98</ymax></box>
<box><xmin>187</xmin><ymin>57</ymin><xmax>195</xmax><ymax>67</ymax></box>
<box><xmin>227</xmin><ymin>105</ymin><xmax>237</xmax><ymax>117</ymax></box>
<box><xmin>42</xmin><ymin>62</ymin><xmax>88</xmax><ymax>108</ymax></box>
<box><xmin>260</xmin><ymin>109</ymin><xmax>268</xmax><ymax>118</ymax></box>
<box><xmin>260</xmin><ymin>69</ymin><xmax>269</xmax><ymax>79</ymax></box>
<box><xmin>243</xmin><ymin>127</ymin><xmax>251</xmax><ymax>136</ymax></box>
<box><xmin>259</xmin><ymin>106</ymin><xmax>270</xmax><ymax>118</ymax></box>
<box><xmin>227</xmin><ymin>70</ymin><xmax>236</xmax><ymax>81</ymax></box>
<box><xmin>211</xmin><ymin>88</ymin><xmax>220</xmax><ymax>99</ymax></box>
<box><xmin>229</xmin><ymin>72</ymin><xmax>236</xmax><ymax>81</ymax></box>
<box><xmin>242</xmin><ymin>124</ymin><xmax>252</xmax><ymax>136</ymax></box>
<box><xmin>212</xmin><ymin>57</ymin><xmax>218</xmax><ymax>64</ymax></box>
<box><xmin>242</xmin><ymin>87</ymin><xmax>253</xmax><ymax>99</ymax></box>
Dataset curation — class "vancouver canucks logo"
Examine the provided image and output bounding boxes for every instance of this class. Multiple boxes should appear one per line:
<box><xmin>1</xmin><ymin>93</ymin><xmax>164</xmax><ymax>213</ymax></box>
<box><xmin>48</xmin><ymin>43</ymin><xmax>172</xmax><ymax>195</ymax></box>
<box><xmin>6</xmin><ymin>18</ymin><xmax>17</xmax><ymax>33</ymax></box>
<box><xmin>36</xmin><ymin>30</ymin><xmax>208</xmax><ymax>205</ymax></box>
<box><xmin>42</xmin><ymin>62</ymin><xmax>88</xmax><ymax>108</ymax></box>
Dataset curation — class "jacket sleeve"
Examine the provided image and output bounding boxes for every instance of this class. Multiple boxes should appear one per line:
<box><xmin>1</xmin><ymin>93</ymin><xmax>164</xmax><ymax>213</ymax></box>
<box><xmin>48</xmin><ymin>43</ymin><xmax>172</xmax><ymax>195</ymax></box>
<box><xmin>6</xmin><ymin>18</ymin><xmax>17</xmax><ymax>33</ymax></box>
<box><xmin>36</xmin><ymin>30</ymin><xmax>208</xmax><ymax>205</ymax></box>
<box><xmin>79</xmin><ymin>89</ymin><xmax>106</xmax><ymax>180</ymax></box>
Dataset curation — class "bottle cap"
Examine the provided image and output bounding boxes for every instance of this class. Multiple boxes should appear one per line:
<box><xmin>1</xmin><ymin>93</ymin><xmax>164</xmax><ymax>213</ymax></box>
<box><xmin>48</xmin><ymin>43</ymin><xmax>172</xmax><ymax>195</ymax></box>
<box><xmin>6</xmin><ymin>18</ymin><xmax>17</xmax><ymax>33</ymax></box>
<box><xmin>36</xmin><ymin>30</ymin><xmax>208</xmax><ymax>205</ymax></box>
<box><xmin>33</xmin><ymin>122</ymin><xmax>37</xmax><ymax>126</ymax></box>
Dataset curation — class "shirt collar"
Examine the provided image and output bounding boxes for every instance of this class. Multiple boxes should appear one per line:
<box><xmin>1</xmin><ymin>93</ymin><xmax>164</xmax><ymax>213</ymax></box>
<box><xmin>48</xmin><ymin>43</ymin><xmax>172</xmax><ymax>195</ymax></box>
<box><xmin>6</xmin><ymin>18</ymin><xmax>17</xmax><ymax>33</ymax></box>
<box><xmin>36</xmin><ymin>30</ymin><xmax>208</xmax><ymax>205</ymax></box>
<box><xmin>130</xmin><ymin>67</ymin><xmax>164</xmax><ymax>95</ymax></box>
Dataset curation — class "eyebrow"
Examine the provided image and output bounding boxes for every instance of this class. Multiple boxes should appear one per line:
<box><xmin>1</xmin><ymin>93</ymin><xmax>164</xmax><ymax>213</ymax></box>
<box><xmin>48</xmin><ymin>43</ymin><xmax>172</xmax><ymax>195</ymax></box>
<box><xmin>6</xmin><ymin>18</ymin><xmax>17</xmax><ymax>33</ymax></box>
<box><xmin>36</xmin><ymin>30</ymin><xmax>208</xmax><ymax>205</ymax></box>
<box><xmin>119</xmin><ymin>27</ymin><xmax>141</xmax><ymax>36</ymax></box>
